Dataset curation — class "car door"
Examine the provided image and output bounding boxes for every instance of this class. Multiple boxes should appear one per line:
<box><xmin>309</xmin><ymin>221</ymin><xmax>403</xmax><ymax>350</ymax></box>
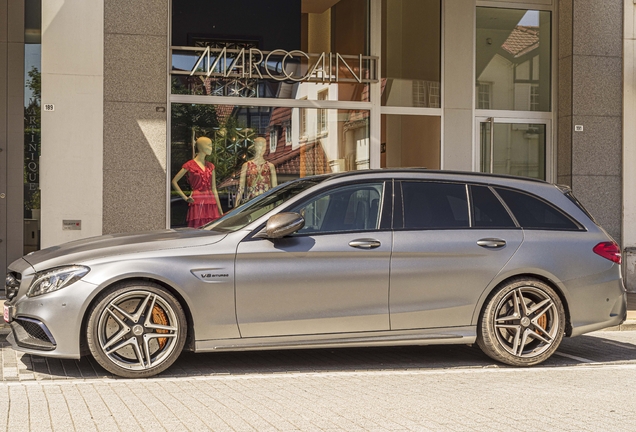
<box><xmin>389</xmin><ymin>181</ymin><xmax>523</xmax><ymax>330</ymax></box>
<box><xmin>235</xmin><ymin>181</ymin><xmax>392</xmax><ymax>338</ymax></box>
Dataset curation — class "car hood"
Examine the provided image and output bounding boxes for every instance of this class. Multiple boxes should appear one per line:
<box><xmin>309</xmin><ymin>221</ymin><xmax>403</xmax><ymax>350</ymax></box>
<box><xmin>23</xmin><ymin>229</ymin><xmax>227</xmax><ymax>272</ymax></box>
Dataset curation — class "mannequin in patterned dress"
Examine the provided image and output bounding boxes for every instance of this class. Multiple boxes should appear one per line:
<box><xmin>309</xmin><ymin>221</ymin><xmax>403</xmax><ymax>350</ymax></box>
<box><xmin>171</xmin><ymin>136</ymin><xmax>223</xmax><ymax>227</ymax></box>
<box><xmin>236</xmin><ymin>137</ymin><xmax>277</xmax><ymax>206</ymax></box>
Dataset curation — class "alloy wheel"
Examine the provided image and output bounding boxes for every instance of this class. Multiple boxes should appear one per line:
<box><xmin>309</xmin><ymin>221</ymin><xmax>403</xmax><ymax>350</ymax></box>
<box><xmin>493</xmin><ymin>287</ymin><xmax>559</xmax><ymax>358</ymax></box>
<box><xmin>96</xmin><ymin>290</ymin><xmax>180</xmax><ymax>371</ymax></box>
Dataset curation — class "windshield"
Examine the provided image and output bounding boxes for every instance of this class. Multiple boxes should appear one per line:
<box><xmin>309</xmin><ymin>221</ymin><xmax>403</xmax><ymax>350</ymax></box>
<box><xmin>203</xmin><ymin>178</ymin><xmax>327</xmax><ymax>232</ymax></box>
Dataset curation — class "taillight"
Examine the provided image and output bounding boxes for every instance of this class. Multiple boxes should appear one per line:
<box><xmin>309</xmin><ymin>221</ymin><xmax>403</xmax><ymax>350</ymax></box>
<box><xmin>593</xmin><ymin>241</ymin><xmax>622</xmax><ymax>264</ymax></box>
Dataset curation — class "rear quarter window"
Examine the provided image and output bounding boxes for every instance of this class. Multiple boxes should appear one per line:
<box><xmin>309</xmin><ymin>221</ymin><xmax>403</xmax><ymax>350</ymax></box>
<box><xmin>494</xmin><ymin>187</ymin><xmax>581</xmax><ymax>231</ymax></box>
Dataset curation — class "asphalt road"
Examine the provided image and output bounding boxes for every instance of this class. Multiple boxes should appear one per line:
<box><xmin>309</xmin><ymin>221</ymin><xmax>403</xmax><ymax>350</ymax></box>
<box><xmin>1</xmin><ymin>329</ymin><xmax>635</xmax><ymax>431</ymax></box>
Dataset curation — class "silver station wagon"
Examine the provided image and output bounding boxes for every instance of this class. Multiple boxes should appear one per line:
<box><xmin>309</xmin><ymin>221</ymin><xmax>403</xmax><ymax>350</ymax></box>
<box><xmin>4</xmin><ymin>170</ymin><xmax>627</xmax><ymax>378</ymax></box>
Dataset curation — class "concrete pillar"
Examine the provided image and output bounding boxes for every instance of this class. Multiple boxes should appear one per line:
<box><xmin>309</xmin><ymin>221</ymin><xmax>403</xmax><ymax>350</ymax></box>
<box><xmin>103</xmin><ymin>0</ymin><xmax>169</xmax><ymax>234</ymax></box>
<box><xmin>442</xmin><ymin>0</ymin><xmax>474</xmax><ymax>170</ymax></box>
<box><xmin>557</xmin><ymin>0</ymin><xmax>623</xmax><ymax>244</ymax></box>
<box><xmin>0</xmin><ymin>0</ymin><xmax>25</xmax><ymax>275</ymax></box>
<box><xmin>624</xmin><ymin>0</ymin><xmax>636</xmax><ymax>292</ymax></box>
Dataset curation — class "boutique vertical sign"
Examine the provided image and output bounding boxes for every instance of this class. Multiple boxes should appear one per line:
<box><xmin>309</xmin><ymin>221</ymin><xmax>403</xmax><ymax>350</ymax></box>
<box><xmin>24</xmin><ymin>65</ymin><xmax>41</xmax><ymax>218</ymax></box>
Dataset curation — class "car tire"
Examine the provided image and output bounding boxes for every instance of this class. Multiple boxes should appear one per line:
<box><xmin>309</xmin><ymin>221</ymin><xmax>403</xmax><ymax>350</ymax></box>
<box><xmin>477</xmin><ymin>277</ymin><xmax>566</xmax><ymax>366</ymax></box>
<box><xmin>86</xmin><ymin>281</ymin><xmax>187</xmax><ymax>378</ymax></box>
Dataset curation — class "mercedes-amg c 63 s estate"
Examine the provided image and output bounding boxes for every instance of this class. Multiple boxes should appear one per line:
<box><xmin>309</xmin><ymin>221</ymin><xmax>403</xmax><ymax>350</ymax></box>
<box><xmin>4</xmin><ymin>170</ymin><xmax>627</xmax><ymax>377</ymax></box>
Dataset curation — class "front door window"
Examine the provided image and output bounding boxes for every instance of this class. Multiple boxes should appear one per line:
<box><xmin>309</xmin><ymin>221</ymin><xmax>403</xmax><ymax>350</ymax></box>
<box><xmin>479</xmin><ymin>121</ymin><xmax>547</xmax><ymax>180</ymax></box>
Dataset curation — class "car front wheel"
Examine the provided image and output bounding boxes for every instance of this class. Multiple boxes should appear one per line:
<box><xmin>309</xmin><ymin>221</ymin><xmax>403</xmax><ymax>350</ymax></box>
<box><xmin>477</xmin><ymin>278</ymin><xmax>565</xmax><ymax>366</ymax></box>
<box><xmin>86</xmin><ymin>282</ymin><xmax>187</xmax><ymax>378</ymax></box>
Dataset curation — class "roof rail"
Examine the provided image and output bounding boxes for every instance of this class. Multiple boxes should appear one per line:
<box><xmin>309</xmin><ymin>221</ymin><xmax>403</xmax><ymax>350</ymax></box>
<box><xmin>327</xmin><ymin>168</ymin><xmax>548</xmax><ymax>184</ymax></box>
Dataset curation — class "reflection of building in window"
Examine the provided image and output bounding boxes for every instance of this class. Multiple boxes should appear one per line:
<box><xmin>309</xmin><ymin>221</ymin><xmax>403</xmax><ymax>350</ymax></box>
<box><xmin>299</xmin><ymin>102</ymin><xmax>307</xmax><ymax>139</ymax></box>
<box><xmin>318</xmin><ymin>90</ymin><xmax>328</xmax><ymax>135</ymax></box>
<box><xmin>530</xmin><ymin>84</ymin><xmax>540</xmax><ymax>111</ymax></box>
<box><xmin>413</xmin><ymin>81</ymin><xmax>426</xmax><ymax>107</ymax></box>
<box><xmin>269</xmin><ymin>129</ymin><xmax>277</xmax><ymax>153</ymax></box>
<box><xmin>412</xmin><ymin>80</ymin><xmax>441</xmax><ymax>108</ymax></box>
<box><xmin>236</xmin><ymin>106</ymin><xmax>272</xmax><ymax>135</ymax></box>
<box><xmin>477</xmin><ymin>82</ymin><xmax>492</xmax><ymax>109</ymax></box>
<box><xmin>476</xmin><ymin>8</ymin><xmax>550</xmax><ymax>112</ymax></box>
<box><xmin>428</xmin><ymin>82</ymin><xmax>440</xmax><ymax>108</ymax></box>
<box><xmin>285</xmin><ymin>126</ymin><xmax>291</xmax><ymax>146</ymax></box>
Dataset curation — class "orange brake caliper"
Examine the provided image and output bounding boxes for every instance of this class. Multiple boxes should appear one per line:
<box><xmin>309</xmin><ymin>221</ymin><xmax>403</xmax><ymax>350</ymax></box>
<box><xmin>151</xmin><ymin>306</ymin><xmax>169</xmax><ymax>349</ymax></box>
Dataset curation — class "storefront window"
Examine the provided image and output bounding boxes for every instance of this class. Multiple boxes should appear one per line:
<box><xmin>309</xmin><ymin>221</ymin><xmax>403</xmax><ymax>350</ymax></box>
<box><xmin>170</xmin><ymin>103</ymin><xmax>369</xmax><ymax>228</ymax></box>
<box><xmin>24</xmin><ymin>0</ymin><xmax>41</xmax><ymax>254</ymax></box>
<box><xmin>476</xmin><ymin>8</ymin><xmax>551</xmax><ymax>112</ymax></box>
<box><xmin>381</xmin><ymin>115</ymin><xmax>440</xmax><ymax>169</ymax></box>
<box><xmin>381</xmin><ymin>0</ymin><xmax>441</xmax><ymax>107</ymax></box>
<box><xmin>171</xmin><ymin>0</ymin><xmax>371</xmax><ymax>102</ymax></box>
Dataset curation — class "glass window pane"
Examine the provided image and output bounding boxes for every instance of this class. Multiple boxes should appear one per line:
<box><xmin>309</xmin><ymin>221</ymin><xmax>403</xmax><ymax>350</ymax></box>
<box><xmin>480</xmin><ymin>122</ymin><xmax>546</xmax><ymax>180</ymax></box>
<box><xmin>470</xmin><ymin>185</ymin><xmax>516</xmax><ymax>228</ymax></box>
<box><xmin>24</xmin><ymin>0</ymin><xmax>42</xmax><ymax>255</ymax></box>
<box><xmin>381</xmin><ymin>0</ymin><xmax>441</xmax><ymax>107</ymax></box>
<box><xmin>171</xmin><ymin>0</ymin><xmax>370</xmax><ymax>102</ymax></box>
<box><xmin>292</xmin><ymin>183</ymin><xmax>384</xmax><ymax>234</ymax></box>
<box><xmin>494</xmin><ymin>188</ymin><xmax>579</xmax><ymax>231</ymax></box>
<box><xmin>170</xmin><ymin>103</ymin><xmax>369</xmax><ymax>228</ymax></box>
<box><xmin>381</xmin><ymin>115</ymin><xmax>440</xmax><ymax>169</ymax></box>
<box><xmin>476</xmin><ymin>8</ymin><xmax>551</xmax><ymax>111</ymax></box>
<box><xmin>401</xmin><ymin>182</ymin><xmax>469</xmax><ymax>229</ymax></box>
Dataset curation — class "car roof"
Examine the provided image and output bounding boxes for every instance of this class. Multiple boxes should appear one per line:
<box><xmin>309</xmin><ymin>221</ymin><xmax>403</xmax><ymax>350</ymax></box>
<box><xmin>323</xmin><ymin>168</ymin><xmax>548</xmax><ymax>185</ymax></box>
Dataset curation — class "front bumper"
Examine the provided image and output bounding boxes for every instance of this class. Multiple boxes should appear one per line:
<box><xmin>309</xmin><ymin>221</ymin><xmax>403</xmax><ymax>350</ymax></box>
<box><xmin>4</xmin><ymin>279</ymin><xmax>99</xmax><ymax>359</ymax></box>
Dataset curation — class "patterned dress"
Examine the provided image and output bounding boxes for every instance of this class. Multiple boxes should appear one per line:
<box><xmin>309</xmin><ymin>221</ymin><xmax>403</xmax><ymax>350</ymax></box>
<box><xmin>244</xmin><ymin>160</ymin><xmax>273</xmax><ymax>201</ymax></box>
<box><xmin>183</xmin><ymin>160</ymin><xmax>221</xmax><ymax>228</ymax></box>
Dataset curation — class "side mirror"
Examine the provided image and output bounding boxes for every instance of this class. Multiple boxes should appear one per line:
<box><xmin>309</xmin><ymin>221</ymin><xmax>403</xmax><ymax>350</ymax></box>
<box><xmin>265</xmin><ymin>212</ymin><xmax>305</xmax><ymax>238</ymax></box>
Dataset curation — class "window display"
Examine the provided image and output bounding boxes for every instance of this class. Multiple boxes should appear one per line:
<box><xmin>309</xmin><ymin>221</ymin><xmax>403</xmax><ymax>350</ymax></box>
<box><xmin>237</xmin><ymin>137</ymin><xmax>278</xmax><ymax>206</ymax></box>
<box><xmin>170</xmin><ymin>103</ymin><xmax>369</xmax><ymax>228</ymax></box>
<box><xmin>171</xmin><ymin>136</ymin><xmax>224</xmax><ymax>228</ymax></box>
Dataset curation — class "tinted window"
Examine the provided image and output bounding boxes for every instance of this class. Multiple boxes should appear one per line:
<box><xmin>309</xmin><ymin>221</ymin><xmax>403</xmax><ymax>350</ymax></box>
<box><xmin>292</xmin><ymin>183</ymin><xmax>384</xmax><ymax>235</ymax></box>
<box><xmin>494</xmin><ymin>188</ymin><xmax>579</xmax><ymax>230</ymax></box>
<box><xmin>470</xmin><ymin>185</ymin><xmax>516</xmax><ymax>228</ymax></box>
<box><xmin>401</xmin><ymin>182</ymin><xmax>469</xmax><ymax>229</ymax></box>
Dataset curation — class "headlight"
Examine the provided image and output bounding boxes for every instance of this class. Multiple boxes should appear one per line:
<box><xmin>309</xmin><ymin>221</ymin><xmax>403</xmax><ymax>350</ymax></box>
<box><xmin>27</xmin><ymin>265</ymin><xmax>90</xmax><ymax>297</ymax></box>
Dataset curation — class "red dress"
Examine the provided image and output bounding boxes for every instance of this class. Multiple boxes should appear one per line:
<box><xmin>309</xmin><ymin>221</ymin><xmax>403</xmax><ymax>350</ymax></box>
<box><xmin>183</xmin><ymin>160</ymin><xmax>222</xmax><ymax>228</ymax></box>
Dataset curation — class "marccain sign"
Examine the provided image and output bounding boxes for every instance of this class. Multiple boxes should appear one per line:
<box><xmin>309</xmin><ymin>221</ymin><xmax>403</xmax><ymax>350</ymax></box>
<box><xmin>171</xmin><ymin>46</ymin><xmax>379</xmax><ymax>84</ymax></box>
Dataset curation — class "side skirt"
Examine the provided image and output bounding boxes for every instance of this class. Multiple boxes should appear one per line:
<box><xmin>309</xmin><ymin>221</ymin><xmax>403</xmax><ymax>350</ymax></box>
<box><xmin>195</xmin><ymin>326</ymin><xmax>477</xmax><ymax>352</ymax></box>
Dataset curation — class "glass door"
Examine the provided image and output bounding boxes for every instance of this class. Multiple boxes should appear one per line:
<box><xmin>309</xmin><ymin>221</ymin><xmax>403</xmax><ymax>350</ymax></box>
<box><xmin>476</xmin><ymin>117</ymin><xmax>551</xmax><ymax>181</ymax></box>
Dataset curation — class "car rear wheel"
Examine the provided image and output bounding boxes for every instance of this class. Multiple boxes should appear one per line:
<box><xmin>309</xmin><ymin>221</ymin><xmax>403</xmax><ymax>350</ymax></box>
<box><xmin>477</xmin><ymin>278</ymin><xmax>565</xmax><ymax>366</ymax></box>
<box><xmin>86</xmin><ymin>282</ymin><xmax>187</xmax><ymax>378</ymax></box>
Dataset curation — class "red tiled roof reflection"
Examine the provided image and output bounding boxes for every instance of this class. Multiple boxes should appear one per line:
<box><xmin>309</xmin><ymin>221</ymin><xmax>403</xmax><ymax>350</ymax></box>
<box><xmin>502</xmin><ymin>26</ymin><xmax>539</xmax><ymax>58</ymax></box>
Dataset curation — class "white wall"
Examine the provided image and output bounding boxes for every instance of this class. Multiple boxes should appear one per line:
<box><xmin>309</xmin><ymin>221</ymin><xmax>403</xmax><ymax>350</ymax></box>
<box><xmin>41</xmin><ymin>0</ymin><xmax>103</xmax><ymax>247</ymax></box>
<box><xmin>624</xmin><ymin>0</ymin><xmax>636</xmax><ymax>291</ymax></box>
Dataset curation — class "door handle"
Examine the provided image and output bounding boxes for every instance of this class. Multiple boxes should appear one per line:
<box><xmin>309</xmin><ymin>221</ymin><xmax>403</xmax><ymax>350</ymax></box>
<box><xmin>349</xmin><ymin>238</ymin><xmax>381</xmax><ymax>249</ymax></box>
<box><xmin>477</xmin><ymin>238</ymin><xmax>506</xmax><ymax>248</ymax></box>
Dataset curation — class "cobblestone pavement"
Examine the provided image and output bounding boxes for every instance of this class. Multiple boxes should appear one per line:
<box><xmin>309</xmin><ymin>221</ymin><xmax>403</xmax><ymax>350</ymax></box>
<box><xmin>1</xmin><ymin>329</ymin><xmax>636</xmax><ymax>431</ymax></box>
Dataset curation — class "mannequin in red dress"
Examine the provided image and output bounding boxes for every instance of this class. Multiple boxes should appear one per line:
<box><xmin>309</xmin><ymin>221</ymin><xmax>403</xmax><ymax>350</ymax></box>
<box><xmin>171</xmin><ymin>136</ymin><xmax>223</xmax><ymax>227</ymax></box>
<box><xmin>236</xmin><ymin>137</ymin><xmax>277</xmax><ymax>206</ymax></box>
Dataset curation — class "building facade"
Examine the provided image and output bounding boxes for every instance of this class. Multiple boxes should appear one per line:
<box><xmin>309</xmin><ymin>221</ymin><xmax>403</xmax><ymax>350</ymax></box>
<box><xmin>1</xmin><ymin>0</ymin><xmax>633</xmax><ymax>290</ymax></box>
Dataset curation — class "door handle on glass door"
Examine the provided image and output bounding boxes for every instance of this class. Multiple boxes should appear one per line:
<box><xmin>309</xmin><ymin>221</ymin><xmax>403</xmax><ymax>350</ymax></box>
<box><xmin>349</xmin><ymin>239</ymin><xmax>381</xmax><ymax>249</ymax></box>
<box><xmin>477</xmin><ymin>238</ymin><xmax>506</xmax><ymax>248</ymax></box>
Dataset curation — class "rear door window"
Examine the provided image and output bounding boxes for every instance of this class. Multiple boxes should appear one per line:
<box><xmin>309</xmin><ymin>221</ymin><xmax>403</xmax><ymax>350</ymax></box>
<box><xmin>494</xmin><ymin>187</ymin><xmax>580</xmax><ymax>230</ymax></box>
<box><xmin>400</xmin><ymin>182</ymin><xmax>469</xmax><ymax>229</ymax></box>
<box><xmin>470</xmin><ymin>185</ymin><xmax>516</xmax><ymax>228</ymax></box>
